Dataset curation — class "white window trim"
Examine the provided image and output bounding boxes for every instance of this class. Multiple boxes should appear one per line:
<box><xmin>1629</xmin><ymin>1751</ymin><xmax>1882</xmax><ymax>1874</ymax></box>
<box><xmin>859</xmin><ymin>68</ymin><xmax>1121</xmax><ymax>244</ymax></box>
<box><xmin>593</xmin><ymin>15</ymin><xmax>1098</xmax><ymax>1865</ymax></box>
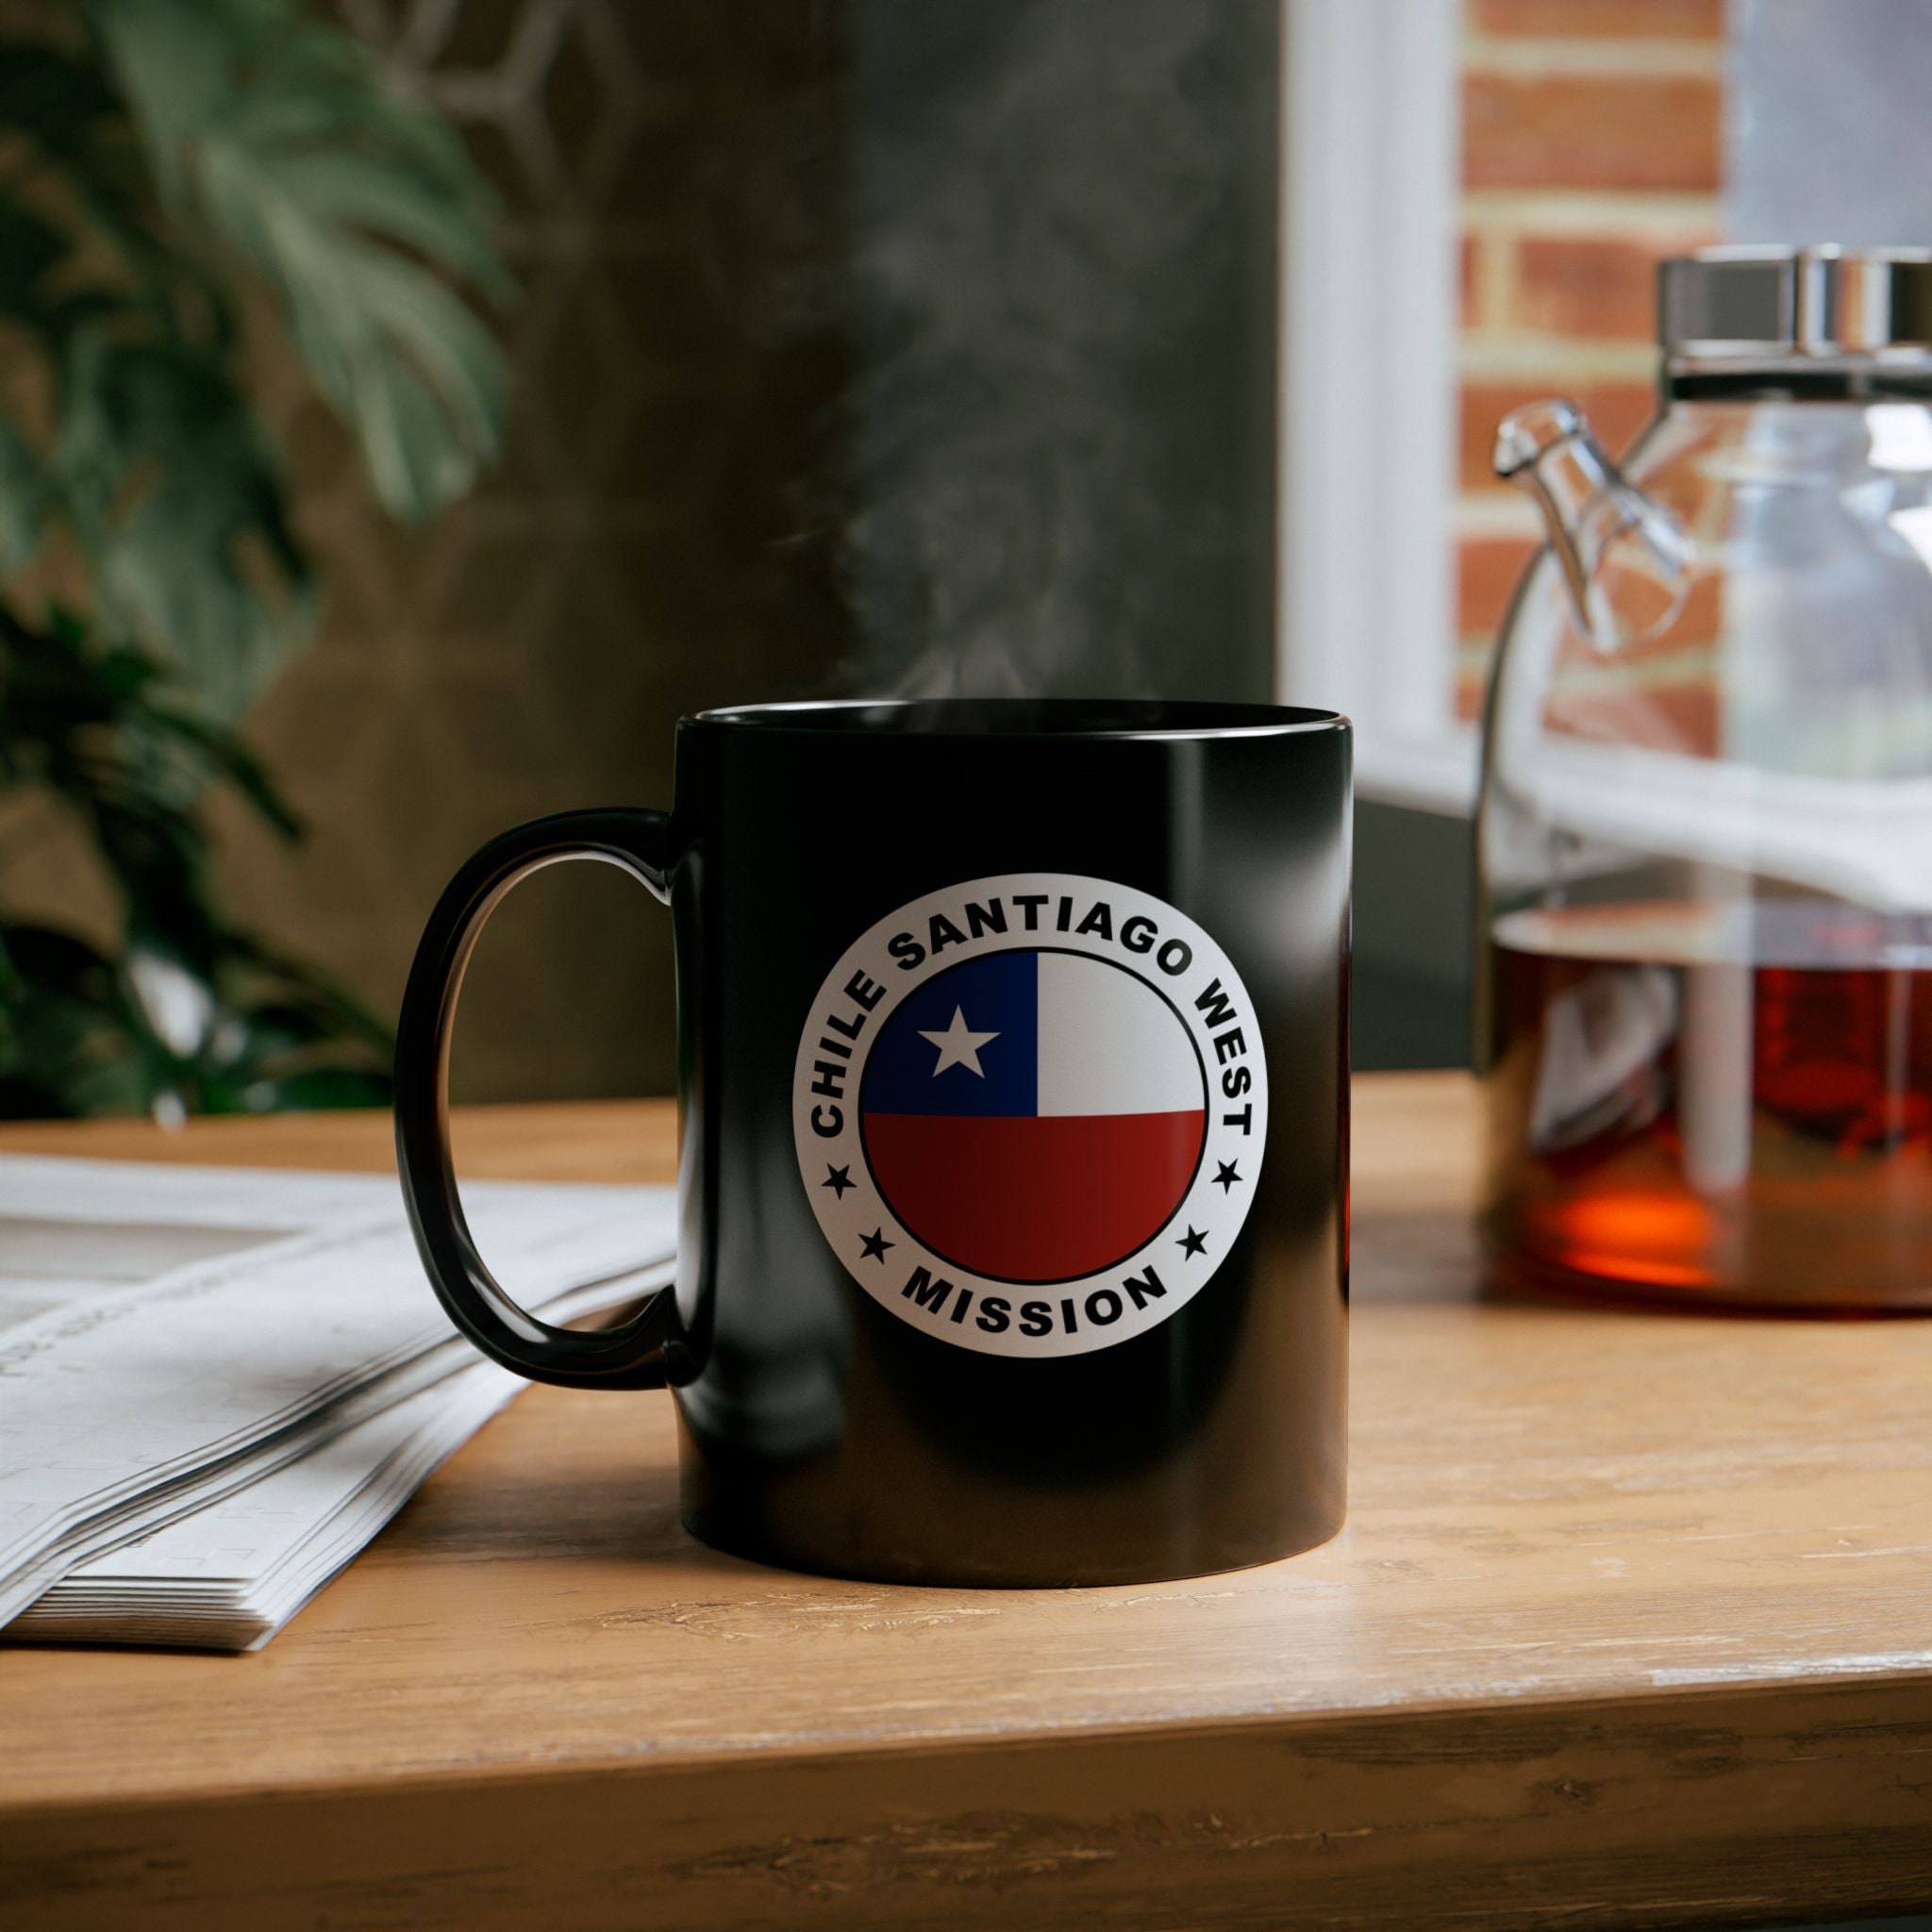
<box><xmin>1277</xmin><ymin>0</ymin><xmax>1477</xmax><ymax>816</ymax></box>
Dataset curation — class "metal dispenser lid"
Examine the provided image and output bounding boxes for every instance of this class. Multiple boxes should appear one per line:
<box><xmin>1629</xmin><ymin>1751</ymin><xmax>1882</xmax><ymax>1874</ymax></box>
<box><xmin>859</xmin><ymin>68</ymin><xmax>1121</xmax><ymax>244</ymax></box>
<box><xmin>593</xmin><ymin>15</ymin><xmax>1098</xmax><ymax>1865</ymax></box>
<box><xmin>1659</xmin><ymin>247</ymin><xmax>1932</xmax><ymax>391</ymax></box>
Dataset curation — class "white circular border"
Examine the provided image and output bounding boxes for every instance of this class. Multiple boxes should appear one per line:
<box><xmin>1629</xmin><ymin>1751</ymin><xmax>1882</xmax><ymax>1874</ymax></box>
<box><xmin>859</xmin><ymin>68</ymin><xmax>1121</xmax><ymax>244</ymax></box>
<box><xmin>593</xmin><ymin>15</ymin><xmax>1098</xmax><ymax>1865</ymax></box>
<box><xmin>791</xmin><ymin>872</ymin><xmax>1270</xmax><ymax>1358</ymax></box>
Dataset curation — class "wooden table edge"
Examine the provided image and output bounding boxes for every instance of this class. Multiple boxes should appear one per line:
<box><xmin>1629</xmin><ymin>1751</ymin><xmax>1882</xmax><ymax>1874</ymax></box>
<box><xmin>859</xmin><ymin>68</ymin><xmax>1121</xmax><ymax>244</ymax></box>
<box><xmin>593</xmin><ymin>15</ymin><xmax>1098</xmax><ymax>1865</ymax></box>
<box><xmin>9</xmin><ymin>1659</ymin><xmax>1932</xmax><ymax>1823</ymax></box>
<box><xmin>9</xmin><ymin>1671</ymin><xmax>1932</xmax><ymax>1930</ymax></box>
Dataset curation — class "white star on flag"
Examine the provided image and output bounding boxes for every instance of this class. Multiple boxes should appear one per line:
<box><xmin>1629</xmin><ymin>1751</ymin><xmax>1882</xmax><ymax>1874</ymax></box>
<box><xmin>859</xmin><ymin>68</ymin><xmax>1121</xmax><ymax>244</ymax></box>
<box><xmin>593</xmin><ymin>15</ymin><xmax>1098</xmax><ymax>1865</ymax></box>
<box><xmin>919</xmin><ymin>1007</ymin><xmax>1000</xmax><ymax>1078</ymax></box>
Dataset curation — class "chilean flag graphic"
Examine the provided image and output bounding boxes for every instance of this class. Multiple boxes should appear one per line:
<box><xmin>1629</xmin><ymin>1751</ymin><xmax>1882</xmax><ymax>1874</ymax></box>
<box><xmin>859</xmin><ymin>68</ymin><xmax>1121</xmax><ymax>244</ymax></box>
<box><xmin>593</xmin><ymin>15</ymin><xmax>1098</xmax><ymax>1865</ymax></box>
<box><xmin>859</xmin><ymin>949</ymin><xmax>1208</xmax><ymax>1284</ymax></box>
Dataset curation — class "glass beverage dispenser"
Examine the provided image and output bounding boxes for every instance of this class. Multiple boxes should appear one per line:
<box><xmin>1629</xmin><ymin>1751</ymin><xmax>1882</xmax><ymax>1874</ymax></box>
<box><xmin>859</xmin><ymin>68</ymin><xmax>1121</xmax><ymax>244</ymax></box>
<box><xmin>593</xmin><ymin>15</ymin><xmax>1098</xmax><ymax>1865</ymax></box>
<box><xmin>1478</xmin><ymin>247</ymin><xmax>1932</xmax><ymax>1310</ymax></box>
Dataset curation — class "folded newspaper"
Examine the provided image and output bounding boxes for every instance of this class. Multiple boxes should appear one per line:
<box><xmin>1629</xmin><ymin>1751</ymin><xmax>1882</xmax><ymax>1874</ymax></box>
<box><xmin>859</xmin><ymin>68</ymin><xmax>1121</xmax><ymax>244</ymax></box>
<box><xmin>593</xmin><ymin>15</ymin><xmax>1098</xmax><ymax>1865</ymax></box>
<box><xmin>0</xmin><ymin>1156</ymin><xmax>675</xmax><ymax>1651</ymax></box>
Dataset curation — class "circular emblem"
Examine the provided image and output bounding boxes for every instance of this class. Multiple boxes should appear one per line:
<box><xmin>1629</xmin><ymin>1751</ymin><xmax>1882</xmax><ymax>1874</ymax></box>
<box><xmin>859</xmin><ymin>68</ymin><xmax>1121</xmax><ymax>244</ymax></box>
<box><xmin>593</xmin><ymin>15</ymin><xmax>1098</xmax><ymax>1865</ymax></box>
<box><xmin>792</xmin><ymin>873</ymin><xmax>1269</xmax><ymax>1357</ymax></box>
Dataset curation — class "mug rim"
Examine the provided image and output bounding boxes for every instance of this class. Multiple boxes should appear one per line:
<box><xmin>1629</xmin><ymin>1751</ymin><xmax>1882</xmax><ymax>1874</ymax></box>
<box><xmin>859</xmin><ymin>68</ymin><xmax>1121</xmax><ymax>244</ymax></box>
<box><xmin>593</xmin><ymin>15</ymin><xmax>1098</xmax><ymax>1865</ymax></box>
<box><xmin>689</xmin><ymin>698</ymin><xmax>1349</xmax><ymax>741</ymax></box>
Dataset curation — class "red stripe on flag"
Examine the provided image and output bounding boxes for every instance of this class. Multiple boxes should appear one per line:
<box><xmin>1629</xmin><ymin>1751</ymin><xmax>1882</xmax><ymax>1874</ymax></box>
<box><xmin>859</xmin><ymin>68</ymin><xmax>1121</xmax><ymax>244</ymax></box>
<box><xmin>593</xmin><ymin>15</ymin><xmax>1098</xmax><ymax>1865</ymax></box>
<box><xmin>861</xmin><ymin>1109</ymin><xmax>1207</xmax><ymax>1284</ymax></box>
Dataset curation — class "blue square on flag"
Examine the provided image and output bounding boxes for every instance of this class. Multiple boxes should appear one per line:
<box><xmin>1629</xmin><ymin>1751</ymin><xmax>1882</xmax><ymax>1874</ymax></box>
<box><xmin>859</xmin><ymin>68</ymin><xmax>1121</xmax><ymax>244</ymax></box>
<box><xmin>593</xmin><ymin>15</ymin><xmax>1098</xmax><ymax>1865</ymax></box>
<box><xmin>859</xmin><ymin>952</ymin><xmax>1039</xmax><ymax>1116</ymax></box>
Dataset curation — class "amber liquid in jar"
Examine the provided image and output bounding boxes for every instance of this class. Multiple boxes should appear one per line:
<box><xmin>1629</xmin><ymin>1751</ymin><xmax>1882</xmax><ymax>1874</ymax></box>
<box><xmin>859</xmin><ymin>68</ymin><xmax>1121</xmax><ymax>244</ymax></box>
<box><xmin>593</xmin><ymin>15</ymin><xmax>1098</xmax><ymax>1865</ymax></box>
<box><xmin>1483</xmin><ymin>900</ymin><xmax>1932</xmax><ymax>1309</ymax></box>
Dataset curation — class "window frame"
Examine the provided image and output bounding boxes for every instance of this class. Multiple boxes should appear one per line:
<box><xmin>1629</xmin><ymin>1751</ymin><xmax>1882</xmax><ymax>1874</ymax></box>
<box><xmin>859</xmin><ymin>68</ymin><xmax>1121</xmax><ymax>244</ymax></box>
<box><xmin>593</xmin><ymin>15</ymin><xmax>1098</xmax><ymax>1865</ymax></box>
<box><xmin>1275</xmin><ymin>0</ymin><xmax>1476</xmax><ymax>815</ymax></box>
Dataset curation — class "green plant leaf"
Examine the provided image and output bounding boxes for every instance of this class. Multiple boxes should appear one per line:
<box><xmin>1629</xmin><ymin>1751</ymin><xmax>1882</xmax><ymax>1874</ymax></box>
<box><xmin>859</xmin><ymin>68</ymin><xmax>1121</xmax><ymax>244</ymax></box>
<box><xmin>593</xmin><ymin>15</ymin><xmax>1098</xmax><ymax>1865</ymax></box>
<box><xmin>0</xmin><ymin>35</ymin><xmax>216</xmax><ymax>338</ymax></box>
<box><xmin>0</xmin><ymin>0</ymin><xmax>492</xmax><ymax>1120</ymax></box>
<box><xmin>90</xmin><ymin>0</ymin><xmax>509</xmax><ymax>525</ymax></box>
<box><xmin>50</xmin><ymin>330</ymin><xmax>313</xmax><ymax>715</ymax></box>
<box><xmin>77</xmin><ymin>0</ymin><xmax>243</xmax><ymax>202</ymax></box>
<box><xmin>0</xmin><ymin>43</ymin><xmax>122</xmax><ymax>166</ymax></box>
<box><xmin>0</xmin><ymin>418</ymin><xmax>43</xmax><ymax>572</ymax></box>
<box><xmin>0</xmin><ymin>197</ymin><xmax>69</xmax><ymax>325</ymax></box>
<box><xmin>143</xmin><ymin>702</ymin><xmax>301</xmax><ymax>837</ymax></box>
<box><xmin>231</xmin><ymin>1066</ymin><xmax>391</xmax><ymax>1113</ymax></box>
<box><xmin>0</xmin><ymin>923</ymin><xmax>151</xmax><ymax>1118</ymax></box>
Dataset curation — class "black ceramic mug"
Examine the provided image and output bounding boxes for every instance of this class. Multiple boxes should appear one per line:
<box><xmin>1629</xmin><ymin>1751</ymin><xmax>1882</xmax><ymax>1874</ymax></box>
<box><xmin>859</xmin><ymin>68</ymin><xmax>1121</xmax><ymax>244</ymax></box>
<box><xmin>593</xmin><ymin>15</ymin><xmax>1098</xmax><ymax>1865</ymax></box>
<box><xmin>395</xmin><ymin>699</ymin><xmax>1350</xmax><ymax>1587</ymax></box>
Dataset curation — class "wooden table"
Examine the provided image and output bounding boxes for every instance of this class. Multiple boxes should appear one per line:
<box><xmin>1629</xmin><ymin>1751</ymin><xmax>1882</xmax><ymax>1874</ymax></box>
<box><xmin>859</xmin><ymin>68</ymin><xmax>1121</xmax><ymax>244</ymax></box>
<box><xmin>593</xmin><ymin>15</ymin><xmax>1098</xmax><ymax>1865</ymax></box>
<box><xmin>3</xmin><ymin>1074</ymin><xmax>1931</xmax><ymax>1931</ymax></box>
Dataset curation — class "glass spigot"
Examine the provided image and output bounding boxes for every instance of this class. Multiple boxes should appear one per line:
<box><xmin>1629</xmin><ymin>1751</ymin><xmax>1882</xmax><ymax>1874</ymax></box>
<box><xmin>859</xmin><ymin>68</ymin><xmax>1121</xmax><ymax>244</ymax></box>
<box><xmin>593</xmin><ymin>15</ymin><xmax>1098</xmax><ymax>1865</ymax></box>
<box><xmin>1494</xmin><ymin>397</ymin><xmax>1692</xmax><ymax>650</ymax></box>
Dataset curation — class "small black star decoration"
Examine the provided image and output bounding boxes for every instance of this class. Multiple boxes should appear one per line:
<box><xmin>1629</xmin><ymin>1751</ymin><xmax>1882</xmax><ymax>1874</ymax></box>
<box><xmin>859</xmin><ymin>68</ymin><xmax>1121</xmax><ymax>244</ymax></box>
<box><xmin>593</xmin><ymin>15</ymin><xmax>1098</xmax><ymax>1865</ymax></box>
<box><xmin>1213</xmin><ymin>1160</ymin><xmax>1241</xmax><ymax>1193</ymax></box>
<box><xmin>858</xmin><ymin>1227</ymin><xmax>894</xmax><ymax>1262</ymax></box>
<box><xmin>1176</xmin><ymin>1224</ymin><xmax>1208</xmax><ymax>1258</ymax></box>
<box><xmin>822</xmin><ymin>1163</ymin><xmax>855</xmax><ymax>1199</ymax></box>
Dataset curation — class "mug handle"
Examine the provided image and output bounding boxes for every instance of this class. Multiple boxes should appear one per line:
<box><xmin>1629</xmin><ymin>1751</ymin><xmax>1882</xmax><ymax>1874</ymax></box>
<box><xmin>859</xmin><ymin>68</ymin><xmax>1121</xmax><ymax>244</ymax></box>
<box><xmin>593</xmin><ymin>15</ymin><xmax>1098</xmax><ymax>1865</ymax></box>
<box><xmin>394</xmin><ymin>808</ymin><xmax>680</xmax><ymax>1390</ymax></box>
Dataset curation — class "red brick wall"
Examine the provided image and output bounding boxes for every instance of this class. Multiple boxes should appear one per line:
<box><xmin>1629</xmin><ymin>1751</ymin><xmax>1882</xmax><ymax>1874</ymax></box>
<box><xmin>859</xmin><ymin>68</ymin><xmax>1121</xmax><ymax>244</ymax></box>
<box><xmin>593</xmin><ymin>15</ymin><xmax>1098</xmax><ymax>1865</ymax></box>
<box><xmin>1454</xmin><ymin>0</ymin><xmax>1726</xmax><ymax>720</ymax></box>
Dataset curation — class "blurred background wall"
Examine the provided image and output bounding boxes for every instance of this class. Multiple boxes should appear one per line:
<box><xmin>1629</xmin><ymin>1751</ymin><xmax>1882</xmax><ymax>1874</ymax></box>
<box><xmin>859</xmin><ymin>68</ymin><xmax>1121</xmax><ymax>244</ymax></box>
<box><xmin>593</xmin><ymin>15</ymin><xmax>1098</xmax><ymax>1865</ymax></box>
<box><xmin>208</xmin><ymin>0</ymin><xmax>1280</xmax><ymax>1103</ymax></box>
<box><xmin>34</xmin><ymin>0</ymin><xmax>1810</xmax><ymax>1102</ymax></box>
<box><xmin>0</xmin><ymin>0</ymin><xmax>1763</xmax><ymax>1100</ymax></box>
<box><xmin>15</xmin><ymin>0</ymin><xmax>1929</xmax><ymax>1108</ymax></box>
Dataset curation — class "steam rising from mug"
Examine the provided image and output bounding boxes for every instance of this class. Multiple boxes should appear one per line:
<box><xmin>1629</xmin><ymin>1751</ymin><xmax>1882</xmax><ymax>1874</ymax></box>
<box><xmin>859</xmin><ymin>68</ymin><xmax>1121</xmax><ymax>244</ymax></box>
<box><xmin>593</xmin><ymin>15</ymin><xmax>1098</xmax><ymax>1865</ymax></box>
<box><xmin>764</xmin><ymin>0</ymin><xmax>1279</xmax><ymax>701</ymax></box>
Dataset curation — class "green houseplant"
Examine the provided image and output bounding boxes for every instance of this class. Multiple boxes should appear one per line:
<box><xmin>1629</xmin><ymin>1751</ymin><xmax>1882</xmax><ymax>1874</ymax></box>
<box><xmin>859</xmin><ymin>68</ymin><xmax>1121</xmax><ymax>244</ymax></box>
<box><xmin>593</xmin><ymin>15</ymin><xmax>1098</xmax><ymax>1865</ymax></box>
<box><xmin>0</xmin><ymin>0</ymin><xmax>507</xmax><ymax>1117</ymax></box>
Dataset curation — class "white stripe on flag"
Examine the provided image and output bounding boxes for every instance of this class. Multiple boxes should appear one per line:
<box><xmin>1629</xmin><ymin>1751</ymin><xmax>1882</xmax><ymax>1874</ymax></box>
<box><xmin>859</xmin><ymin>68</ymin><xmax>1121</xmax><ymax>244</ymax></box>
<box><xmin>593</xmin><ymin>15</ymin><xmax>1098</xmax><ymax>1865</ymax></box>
<box><xmin>1035</xmin><ymin>953</ymin><xmax>1204</xmax><ymax>1119</ymax></box>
